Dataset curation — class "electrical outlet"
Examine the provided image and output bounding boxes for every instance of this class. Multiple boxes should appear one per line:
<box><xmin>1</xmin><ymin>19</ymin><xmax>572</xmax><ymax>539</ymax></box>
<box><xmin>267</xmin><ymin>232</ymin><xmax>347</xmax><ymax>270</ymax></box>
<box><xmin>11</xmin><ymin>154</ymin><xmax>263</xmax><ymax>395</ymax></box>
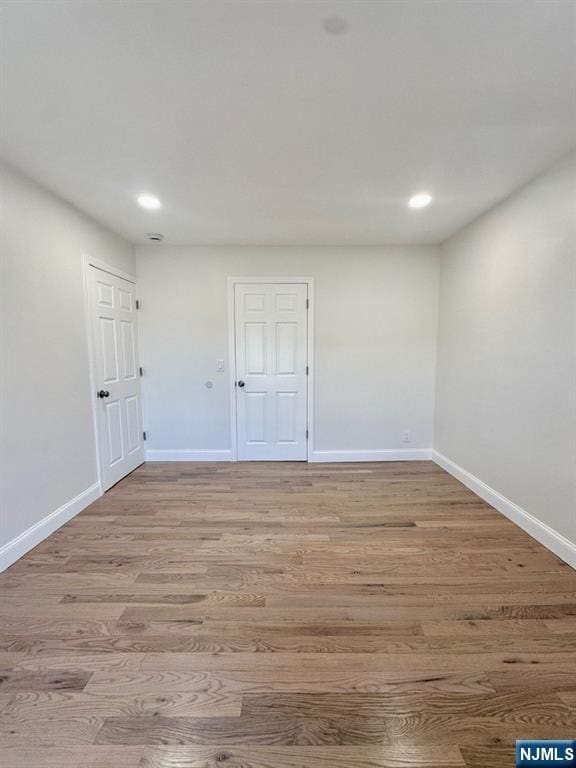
<box><xmin>401</xmin><ymin>430</ymin><xmax>412</xmax><ymax>444</ymax></box>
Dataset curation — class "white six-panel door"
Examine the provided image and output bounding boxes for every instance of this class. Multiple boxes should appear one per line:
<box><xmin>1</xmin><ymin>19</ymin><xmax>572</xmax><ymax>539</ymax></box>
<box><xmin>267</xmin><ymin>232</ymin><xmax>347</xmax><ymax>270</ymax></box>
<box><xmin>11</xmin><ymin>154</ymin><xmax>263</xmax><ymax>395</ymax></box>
<box><xmin>88</xmin><ymin>266</ymin><xmax>145</xmax><ymax>490</ymax></box>
<box><xmin>234</xmin><ymin>282</ymin><xmax>308</xmax><ymax>461</ymax></box>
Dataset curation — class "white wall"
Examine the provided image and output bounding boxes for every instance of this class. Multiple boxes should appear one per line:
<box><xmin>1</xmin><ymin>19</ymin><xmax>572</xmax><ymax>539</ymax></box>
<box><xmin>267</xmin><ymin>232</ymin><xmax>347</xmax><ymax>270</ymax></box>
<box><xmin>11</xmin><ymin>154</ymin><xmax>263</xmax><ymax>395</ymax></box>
<box><xmin>136</xmin><ymin>246</ymin><xmax>439</xmax><ymax>460</ymax></box>
<box><xmin>0</xmin><ymin>163</ymin><xmax>135</xmax><ymax>568</ymax></box>
<box><xmin>434</xmin><ymin>152</ymin><xmax>576</xmax><ymax>559</ymax></box>
<box><xmin>4</xmin><ymin>152</ymin><xmax>572</xmax><ymax>570</ymax></box>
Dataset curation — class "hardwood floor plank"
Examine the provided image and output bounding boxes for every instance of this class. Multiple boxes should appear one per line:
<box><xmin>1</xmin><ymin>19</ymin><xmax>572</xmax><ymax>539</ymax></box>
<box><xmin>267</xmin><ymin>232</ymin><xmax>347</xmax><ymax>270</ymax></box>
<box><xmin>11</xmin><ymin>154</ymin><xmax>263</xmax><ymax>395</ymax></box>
<box><xmin>1</xmin><ymin>652</ymin><xmax>144</xmax><ymax>673</ymax></box>
<box><xmin>139</xmin><ymin>650</ymin><xmax>576</xmax><ymax>674</ymax></box>
<box><xmin>544</xmin><ymin>617</ymin><xmax>576</xmax><ymax>633</ymax></box>
<box><xmin>85</xmin><ymin>669</ymin><xmax>495</xmax><ymax>696</ymax></box>
<box><xmin>60</xmin><ymin>592</ymin><xmax>266</xmax><ymax>607</ymax></box>
<box><xmin>198</xmin><ymin>620</ymin><xmax>423</xmax><ymax>636</ymax></box>
<box><xmin>239</xmin><ymin>690</ymin><xmax>574</xmax><ymax>721</ymax></box>
<box><xmin>459</xmin><ymin>746</ymin><xmax>516</xmax><ymax>768</ymax></box>
<box><xmin>383</xmin><ymin>715</ymin><xmax>574</xmax><ymax>745</ymax></box>
<box><xmin>1</xmin><ymin>747</ymin><xmax>144</xmax><ymax>768</ymax></box>
<box><xmin>6</xmin><ymin>631</ymin><xmax>573</xmax><ymax>656</ymax></box>
<box><xmin>421</xmin><ymin>619</ymin><xmax>553</xmax><ymax>636</ymax></box>
<box><xmin>139</xmin><ymin>745</ymin><xmax>465</xmax><ymax>767</ymax></box>
<box><xmin>0</xmin><ymin>689</ymin><xmax>242</xmax><ymax>718</ymax></box>
<box><xmin>1</xmin><ymin>716</ymin><xmax>102</xmax><ymax>746</ymax></box>
<box><xmin>95</xmin><ymin>715</ymin><xmax>392</xmax><ymax>746</ymax></box>
<box><xmin>0</xmin><ymin>617</ymin><xmax>115</xmax><ymax>637</ymax></box>
<box><xmin>557</xmin><ymin>689</ymin><xmax>576</xmax><ymax>706</ymax></box>
<box><xmin>486</xmin><ymin>668</ymin><xmax>576</xmax><ymax>693</ymax></box>
<box><xmin>0</xmin><ymin>669</ymin><xmax>92</xmax><ymax>692</ymax></box>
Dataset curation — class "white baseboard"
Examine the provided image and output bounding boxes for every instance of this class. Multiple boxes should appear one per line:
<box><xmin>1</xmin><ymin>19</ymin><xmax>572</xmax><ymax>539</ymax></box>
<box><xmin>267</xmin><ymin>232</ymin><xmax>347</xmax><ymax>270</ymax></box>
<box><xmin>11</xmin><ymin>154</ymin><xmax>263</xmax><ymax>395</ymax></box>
<box><xmin>146</xmin><ymin>448</ymin><xmax>431</xmax><ymax>463</ymax></box>
<box><xmin>432</xmin><ymin>450</ymin><xmax>576</xmax><ymax>569</ymax></box>
<box><xmin>145</xmin><ymin>449</ymin><xmax>233</xmax><ymax>462</ymax></box>
<box><xmin>310</xmin><ymin>449</ymin><xmax>432</xmax><ymax>463</ymax></box>
<box><xmin>0</xmin><ymin>482</ymin><xmax>102</xmax><ymax>573</ymax></box>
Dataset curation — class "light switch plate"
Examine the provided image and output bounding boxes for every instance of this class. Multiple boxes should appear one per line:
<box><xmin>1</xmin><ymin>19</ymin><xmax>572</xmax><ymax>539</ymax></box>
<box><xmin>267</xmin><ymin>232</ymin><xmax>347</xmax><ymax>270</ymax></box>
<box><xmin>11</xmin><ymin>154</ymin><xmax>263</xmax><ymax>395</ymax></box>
<box><xmin>216</xmin><ymin>359</ymin><xmax>225</xmax><ymax>372</ymax></box>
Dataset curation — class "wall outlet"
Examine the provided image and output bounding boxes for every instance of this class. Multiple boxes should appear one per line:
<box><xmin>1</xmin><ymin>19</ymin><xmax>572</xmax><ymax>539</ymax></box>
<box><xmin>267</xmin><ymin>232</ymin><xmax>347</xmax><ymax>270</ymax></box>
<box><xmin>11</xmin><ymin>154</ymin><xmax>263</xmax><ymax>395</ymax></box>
<box><xmin>400</xmin><ymin>430</ymin><xmax>412</xmax><ymax>444</ymax></box>
<box><xmin>216</xmin><ymin>359</ymin><xmax>225</xmax><ymax>372</ymax></box>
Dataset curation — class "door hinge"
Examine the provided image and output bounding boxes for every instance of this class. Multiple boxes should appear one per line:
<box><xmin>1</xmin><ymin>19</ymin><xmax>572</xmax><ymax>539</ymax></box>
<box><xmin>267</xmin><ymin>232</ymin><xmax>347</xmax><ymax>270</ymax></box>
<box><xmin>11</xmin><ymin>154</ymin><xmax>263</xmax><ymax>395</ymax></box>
<box><xmin>305</xmin><ymin>428</ymin><xmax>309</xmax><ymax>440</ymax></box>
<box><xmin>305</xmin><ymin>365</ymin><xmax>309</xmax><ymax>375</ymax></box>
<box><xmin>136</xmin><ymin>299</ymin><xmax>141</xmax><ymax>309</ymax></box>
<box><xmin>139</xmin><ymin>366</ymin><xmax>144</xmax><ymax>377</ymax></box>
<box><xmin>142</xmin><ymin>431</ymin><xmax>147</xmax><ymax>441</ymax></box>
<box><xmin>306</xmin><ymin>298</ymin><xmax>309</xmax><ymax>310</ymax></box>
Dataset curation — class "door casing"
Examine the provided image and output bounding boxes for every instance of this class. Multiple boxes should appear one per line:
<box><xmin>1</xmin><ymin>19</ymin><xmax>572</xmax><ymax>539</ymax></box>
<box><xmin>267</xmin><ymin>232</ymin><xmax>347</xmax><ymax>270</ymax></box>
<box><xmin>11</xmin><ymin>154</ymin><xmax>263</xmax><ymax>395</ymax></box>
<box><xmin>227</xmin><ymin>276</ymin><xmax>314</xmax><ymax>462</ymax></box>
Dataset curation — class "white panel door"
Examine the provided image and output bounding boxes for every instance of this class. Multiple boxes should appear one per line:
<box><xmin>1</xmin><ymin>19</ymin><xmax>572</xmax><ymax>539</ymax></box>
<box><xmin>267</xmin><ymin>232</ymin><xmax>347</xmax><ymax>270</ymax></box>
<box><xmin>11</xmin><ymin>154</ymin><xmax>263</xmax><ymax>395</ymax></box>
<box><xmin>88</xmin><ymin>266</ymin><xmax>145</xmax><ymax>489</ymax></box>
<box><xmin>235</xmin><ymin>283</ymin><xmax>308</xmax><ymax>460</ymax></box>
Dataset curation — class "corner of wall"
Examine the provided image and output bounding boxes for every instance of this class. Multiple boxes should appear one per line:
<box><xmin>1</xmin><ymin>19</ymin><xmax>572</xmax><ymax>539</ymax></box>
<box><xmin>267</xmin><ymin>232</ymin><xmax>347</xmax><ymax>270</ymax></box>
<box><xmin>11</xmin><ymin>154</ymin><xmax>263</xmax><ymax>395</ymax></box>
<box><xmin>0</xmin><ymin>482</ymin><xmax>103</xmax><ymax>573</ymax></box>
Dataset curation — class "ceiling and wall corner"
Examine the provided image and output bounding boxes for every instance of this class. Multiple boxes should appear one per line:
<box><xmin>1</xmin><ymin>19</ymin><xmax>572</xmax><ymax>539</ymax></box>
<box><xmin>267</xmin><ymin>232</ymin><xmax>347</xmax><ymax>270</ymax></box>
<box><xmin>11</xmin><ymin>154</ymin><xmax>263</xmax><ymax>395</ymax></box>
<box><xmin>0</xmin><ymin>0</ymin><xmax>574</xmax><ymax>247</ymax></box>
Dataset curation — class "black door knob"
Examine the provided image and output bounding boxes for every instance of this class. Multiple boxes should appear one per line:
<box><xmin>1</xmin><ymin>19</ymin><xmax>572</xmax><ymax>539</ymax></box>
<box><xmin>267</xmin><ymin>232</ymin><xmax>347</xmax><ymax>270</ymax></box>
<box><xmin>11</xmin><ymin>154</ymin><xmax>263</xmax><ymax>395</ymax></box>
<box><xmin>237</xmin><ymin>380</ymin><xmax>245</xmax><ymax>388</ymax></box>
<box><xmin>97</xmin><ymin>390</ymin><xmax>110</xmax><ymax>398</ymax></box>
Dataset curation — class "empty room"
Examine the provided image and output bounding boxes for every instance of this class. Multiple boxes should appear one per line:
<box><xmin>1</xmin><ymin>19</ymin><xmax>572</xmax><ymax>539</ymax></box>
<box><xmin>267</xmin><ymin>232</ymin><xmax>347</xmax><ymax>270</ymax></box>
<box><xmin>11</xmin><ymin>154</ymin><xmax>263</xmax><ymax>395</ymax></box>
<box><xmin>0</xmin><ymin>1</ymin><xmax>575</xmax><ymax>767</ymax></box>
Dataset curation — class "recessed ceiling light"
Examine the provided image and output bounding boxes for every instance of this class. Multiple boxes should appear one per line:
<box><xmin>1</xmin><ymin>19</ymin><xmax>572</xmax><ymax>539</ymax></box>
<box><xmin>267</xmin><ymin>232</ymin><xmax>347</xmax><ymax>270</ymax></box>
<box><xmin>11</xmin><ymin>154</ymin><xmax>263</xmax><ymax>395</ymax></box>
<box><xmin>323</xmin><ymin>16</ymin><xmax>348</xmax><ymax>35</ymax></box>
<box><xmin>137</xmin><ymin>193</ymin><xmax>162</xmax><ymax>210</ymax></box>
<box><xmin>408</xmin><ymin>192</ymin><xmax>432</xmax><ymax>209</ymax></box>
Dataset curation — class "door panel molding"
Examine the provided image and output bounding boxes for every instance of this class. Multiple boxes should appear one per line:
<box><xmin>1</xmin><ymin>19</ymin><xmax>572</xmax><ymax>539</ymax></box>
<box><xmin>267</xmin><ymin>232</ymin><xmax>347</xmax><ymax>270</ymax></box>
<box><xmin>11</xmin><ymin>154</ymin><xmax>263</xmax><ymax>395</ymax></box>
<box><xmin>227</xmin><ymin>277</ymin><xmax>314</xmax><ymax>462</ymax></box>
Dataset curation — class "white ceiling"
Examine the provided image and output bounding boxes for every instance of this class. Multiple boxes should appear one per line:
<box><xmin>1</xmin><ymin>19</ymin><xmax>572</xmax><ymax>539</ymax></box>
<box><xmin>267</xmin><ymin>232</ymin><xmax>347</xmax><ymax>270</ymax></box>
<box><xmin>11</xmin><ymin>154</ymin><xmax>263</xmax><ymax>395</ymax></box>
<box><xmin>1</xmin><ymin>0</ymin><xmax>575</xmax><ymax>245</ymax></box>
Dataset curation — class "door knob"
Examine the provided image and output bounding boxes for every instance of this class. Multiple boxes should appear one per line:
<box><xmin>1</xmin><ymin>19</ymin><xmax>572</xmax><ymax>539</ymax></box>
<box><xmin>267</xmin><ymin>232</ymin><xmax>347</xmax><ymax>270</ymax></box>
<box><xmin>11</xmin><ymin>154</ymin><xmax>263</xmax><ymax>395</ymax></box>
<box><xmin>237</xmin><ymin>380</ymin><xmax>245</xmax><ymax>388</ymax></box>
<box><xmin>97</xmin><ymin>390</ymin><xmax>110</xmax><ymax>398</ymax></box>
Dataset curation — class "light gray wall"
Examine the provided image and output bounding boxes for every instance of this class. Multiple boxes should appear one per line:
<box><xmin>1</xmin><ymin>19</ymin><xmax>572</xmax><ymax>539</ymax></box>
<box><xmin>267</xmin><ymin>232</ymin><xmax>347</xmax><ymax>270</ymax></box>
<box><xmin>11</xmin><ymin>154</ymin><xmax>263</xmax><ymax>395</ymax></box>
<box><xmin>136</xmin><ymin>246</ymin><xmax>439</xmax><ymax>456</ymax></box>
<box><xmin>0</xmin><ymin>163</ymin><xmax>135</xmax><ymax>553</ymax></box>
<box><xmin>435</xmin><ymin>152</ymin><xmax>576</xmax><ymax>544</ymax></box>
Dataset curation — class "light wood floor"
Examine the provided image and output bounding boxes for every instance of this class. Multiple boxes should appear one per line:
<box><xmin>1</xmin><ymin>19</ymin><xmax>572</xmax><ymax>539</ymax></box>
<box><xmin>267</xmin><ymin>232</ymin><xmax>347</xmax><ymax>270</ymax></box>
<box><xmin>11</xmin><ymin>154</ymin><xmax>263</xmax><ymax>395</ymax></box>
<box><xmin>1</xmin><ymin>461</ymin><xmax>575</xmax><ymax>767</ymax></box>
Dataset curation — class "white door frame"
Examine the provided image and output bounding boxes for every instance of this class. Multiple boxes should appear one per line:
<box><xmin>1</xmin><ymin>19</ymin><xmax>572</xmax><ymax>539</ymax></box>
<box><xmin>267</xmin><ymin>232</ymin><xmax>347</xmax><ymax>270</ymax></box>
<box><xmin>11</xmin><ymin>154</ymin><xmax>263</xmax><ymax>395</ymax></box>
<box><xmin>227</xmin><ymin>276</ymin><xmax>314</xmax><ymax>462</ymax></box>
<box><xmin>82</xmin><ymin>254</ymin><xmax>141</xmax><ymax>493</ymax></box>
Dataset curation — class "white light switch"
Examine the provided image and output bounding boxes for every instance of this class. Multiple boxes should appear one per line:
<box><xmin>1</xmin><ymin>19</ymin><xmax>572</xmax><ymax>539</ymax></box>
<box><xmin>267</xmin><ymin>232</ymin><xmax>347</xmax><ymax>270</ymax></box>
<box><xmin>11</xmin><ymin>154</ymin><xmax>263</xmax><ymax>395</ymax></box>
<box><xmin>216</xmin><ymin>359</ymin><xmax>225</xmax><ymax>372</ymax></box>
